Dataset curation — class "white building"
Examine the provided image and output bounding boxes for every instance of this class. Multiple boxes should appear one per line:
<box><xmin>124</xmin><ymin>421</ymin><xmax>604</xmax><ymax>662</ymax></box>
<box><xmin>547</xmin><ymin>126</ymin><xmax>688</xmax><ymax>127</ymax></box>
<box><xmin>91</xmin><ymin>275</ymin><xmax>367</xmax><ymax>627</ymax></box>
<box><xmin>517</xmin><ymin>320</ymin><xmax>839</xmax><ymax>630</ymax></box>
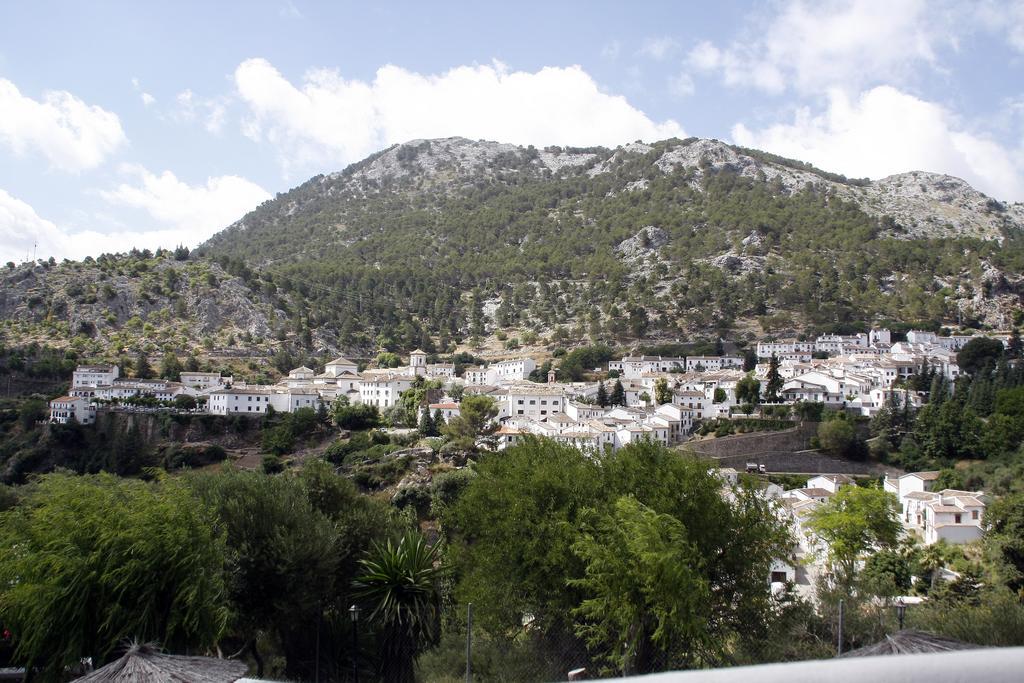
<box><xmin>685</xmin><ymin>355</ymin><xmax>743</xmax><ymax>372</ymax></box>
<box><xmin>49</xmin><ymin>395</ymin><xmax>95</xmax><ymax>424</ymax></box>
<box><xmin>428</xmin><ymin>402</ymin><xmax>461</xmax><ymax>421</ymax></box>
<box><xmin>506</xmin><ymin>383</ymin><xmax>566</xmax><ymax>419</ymax></box>
<box><xmin>180</xmin><ymin>372</ymin><xmax>232</xmax><ymax>392</ymax></box>
<box><xmin>463</xmin><ymin>366</ymin><xmax>488</xmax><ymax>385</ymax></box>
<box><xmin>359</xmin><ymin>373</ymin><xmax>415</xmax><ymax>409</ymax></box>
<box><xmin>486</xmin><ymin>357</ymin><xmax>537</xmax><ymax>384</ymax></box>
<box><xmin>208</xmin><ymin>387</ymin><xmax>273</xmax><ymax>415</ymax></box>
<box><xmin>72</xmin><ymin>364</ymin><xmax>120</xmax><ymax>390</ymax></box>
<box><xmin>322</xmin><ymin>356</ymin><xmax>359</xmax><ymax>377</ymax></box>
<box><xmin>902</xmin><ymin>489</ymin><xmax>986</xmax><ymax>545</ymax></box>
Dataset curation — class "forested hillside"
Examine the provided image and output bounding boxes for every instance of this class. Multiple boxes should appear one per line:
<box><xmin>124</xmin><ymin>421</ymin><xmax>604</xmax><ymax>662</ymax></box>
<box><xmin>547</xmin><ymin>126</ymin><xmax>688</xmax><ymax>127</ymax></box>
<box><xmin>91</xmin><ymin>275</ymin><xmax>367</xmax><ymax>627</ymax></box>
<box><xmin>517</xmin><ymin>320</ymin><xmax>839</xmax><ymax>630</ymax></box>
<box><xmin>4</xmin><ymin>137</ymin><xmax>1024</xmax><ymax>360</ymax></box>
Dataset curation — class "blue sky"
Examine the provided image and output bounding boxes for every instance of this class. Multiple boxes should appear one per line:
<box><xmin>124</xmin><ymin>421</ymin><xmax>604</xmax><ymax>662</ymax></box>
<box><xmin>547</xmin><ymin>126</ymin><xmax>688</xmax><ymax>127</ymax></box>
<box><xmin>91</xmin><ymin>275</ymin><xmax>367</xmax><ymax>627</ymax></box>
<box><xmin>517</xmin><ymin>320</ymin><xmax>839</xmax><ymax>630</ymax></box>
<box><xmin>1</xmin><ymin>0</ymin><xmax>1023</xmax><ymax>262</ymax></box>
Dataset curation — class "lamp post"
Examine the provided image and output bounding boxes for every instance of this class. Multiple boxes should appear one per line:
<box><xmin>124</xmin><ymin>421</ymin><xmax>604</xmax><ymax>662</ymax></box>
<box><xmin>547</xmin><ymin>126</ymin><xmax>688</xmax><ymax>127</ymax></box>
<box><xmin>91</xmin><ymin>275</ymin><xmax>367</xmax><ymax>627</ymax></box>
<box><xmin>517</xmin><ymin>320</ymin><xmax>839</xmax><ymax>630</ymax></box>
<box><xmin>349</xmin><ymin>604</ymin><xmax>361</xmax><ymax>683</ymax></box>
<box><xmin>896</xmin><ymin>599</ymin><xmax>906</xmax><ymax>630</ymax></box>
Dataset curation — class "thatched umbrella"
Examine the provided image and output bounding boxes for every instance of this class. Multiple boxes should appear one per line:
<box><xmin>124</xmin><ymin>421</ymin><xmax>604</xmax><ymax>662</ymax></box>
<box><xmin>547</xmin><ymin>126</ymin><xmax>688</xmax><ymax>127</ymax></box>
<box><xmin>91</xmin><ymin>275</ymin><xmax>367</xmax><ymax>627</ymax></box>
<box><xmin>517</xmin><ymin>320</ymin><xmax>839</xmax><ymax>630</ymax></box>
<box><xmin>840</xmin><ymin>629</ymin><xmax>979</xmax><ymax>657</ymax></box>
<box><xmin>72</xmin><ymin>643</ymin><xmax>247</xmax><ymax>682</ymax></box>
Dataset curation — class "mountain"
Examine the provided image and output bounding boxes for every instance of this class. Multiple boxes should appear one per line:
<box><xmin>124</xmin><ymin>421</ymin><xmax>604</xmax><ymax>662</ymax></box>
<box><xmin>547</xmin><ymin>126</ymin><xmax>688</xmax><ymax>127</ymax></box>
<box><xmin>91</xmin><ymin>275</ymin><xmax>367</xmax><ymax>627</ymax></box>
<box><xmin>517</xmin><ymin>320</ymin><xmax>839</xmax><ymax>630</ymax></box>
<box><xmin>3</xmin><ymin>136</ymin><xmax>1024</xmax><ymax>366</ymax></box>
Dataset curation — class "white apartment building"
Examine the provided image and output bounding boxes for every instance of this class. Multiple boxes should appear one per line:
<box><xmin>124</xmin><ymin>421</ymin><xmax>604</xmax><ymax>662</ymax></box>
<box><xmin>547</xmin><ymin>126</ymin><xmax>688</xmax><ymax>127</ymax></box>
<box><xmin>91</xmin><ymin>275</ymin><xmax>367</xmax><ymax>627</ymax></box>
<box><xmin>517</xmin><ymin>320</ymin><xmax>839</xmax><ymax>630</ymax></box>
<box><xmin>487</xmin><ymin>357</ymin><xmax>537</xmax><ymax>384</ymax></box>
<box><xmin>463</xmin><ymin>366</ymin><xmax>488</xmax><ymax>385</ymax></box>
<box><xmin>685</xmin><ymin>356</ymin><xmax>743</xmax><ymax>372</ymax></box>
<box><xmin>208</xmin><ymin>387</ymin><xmax>273</xmax><ymax>415</ymax></box>
<box><xmin>902</xmin><ymin>490</ymin><xmax>986</xmax><ymax>545</ymax></box>
<box><xmin>180</xmin><ymin>372</ymin><xmax>232</xmax><ymax>392</ymax></box>
<box><xmin>507</xmin><ymin>383</ymin><xmax>566</xmax><ymax>418</ymax></box>
<box><xmin>49</xmin><ymin>396</ymin><xmax>95</xmax><ymax>424</ymax></box>
<box><xmin>359</xmin><ymin>373</ymin><xmax>415</xmax><ymax>409</ymax></box>
<box><xmin>72</xmin><ymin>364</ymin><xmax>120</xmax><ymax>390</ymax></box>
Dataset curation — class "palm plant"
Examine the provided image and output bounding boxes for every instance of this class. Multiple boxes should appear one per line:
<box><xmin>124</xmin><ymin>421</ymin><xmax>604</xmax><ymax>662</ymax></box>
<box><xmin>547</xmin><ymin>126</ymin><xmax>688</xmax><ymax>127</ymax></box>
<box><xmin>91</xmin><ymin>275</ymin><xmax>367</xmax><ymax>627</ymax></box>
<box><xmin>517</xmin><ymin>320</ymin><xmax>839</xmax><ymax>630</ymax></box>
<box><xmin>354</xmin><ymin>532</ymin><xmax>442</xmax><ymax>682</ymax></box>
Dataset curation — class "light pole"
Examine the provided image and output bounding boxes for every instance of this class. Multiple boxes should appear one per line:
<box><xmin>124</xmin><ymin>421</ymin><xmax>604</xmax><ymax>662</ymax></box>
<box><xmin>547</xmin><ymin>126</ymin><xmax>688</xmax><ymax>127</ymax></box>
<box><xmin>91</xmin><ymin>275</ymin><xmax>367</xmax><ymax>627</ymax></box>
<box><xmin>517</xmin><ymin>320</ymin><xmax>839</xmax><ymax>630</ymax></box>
<box><xmin>896</xmin><ymin>599</ymin><xmax>906</xmax><ymax>630</ymax></box>
<box><xmin>349</xmin><ymin>604</ymin><xmax>361</xmax><ymax>683</ymax></box>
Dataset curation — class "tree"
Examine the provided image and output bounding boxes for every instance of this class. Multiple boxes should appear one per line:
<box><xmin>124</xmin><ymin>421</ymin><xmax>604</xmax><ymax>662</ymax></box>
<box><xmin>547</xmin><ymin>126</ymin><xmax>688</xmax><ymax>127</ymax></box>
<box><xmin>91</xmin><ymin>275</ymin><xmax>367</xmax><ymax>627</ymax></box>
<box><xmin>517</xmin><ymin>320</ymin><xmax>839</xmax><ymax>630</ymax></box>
<box><xmin>639</xmin><ymin>391</ymin><xmax>651</xmax><ymax>406</ymax></box>
<box><xmin>610</xmin><ymin>379</ymin><xmax>626</xmax><ymax>406</ymax></box>
<box><xmin>333</xmin><ymin>402</ymin><xmax>381</xmax><ymax>431</ymax></box>
<box><xmin>418</xmin><ymin>407</ymin><xmax>437</xmax><ymax>437</ymax></box>
<box><xmin>159</xmin><ymin>352</ymin><xmax>183</xmax><ymax>380</ymax></box>
<box><xmin>17</xmin><ymin>399</ymin><xmax>47</xmax><ymax>431</ymax></box>
<box><xmin>806</xmin><ymin>486</ymin><xmax>902</xmax><ymax>582</ymax></box>
<box><xmin>376</xmin><ymin>352</ymin><xmax>402</xmax><ymax>368</ymax></box>
<box><xmin>571</xmin><ymin>497</ymin><xmax>713</xmax><ymax>675</ymax></box>
<box><xmin>596</xmin><ymin>381</ymin><xmax>609</xmax><ymax>408</ymax></box>
<box><xmin>173</xmin><ymin>394</ymin><xmax>197</xmax><ymax>410</ymax></box>
<box><xmin>654</xmin><ymin>378</ymin><xmax>671</xmax><ymax>405</ymax></box>
<box><xmin>817</xmin><ymin>418</ymin><xmax>856</xmax><ymax>456</ymax></box>
<box><xmin>735</xmin><ymin>374</ymin><xmax>761</xmax><ymax>405</ymax></box>
<box><xmin>446</xmin><ymin>439</ymin><xmax>791</xmax><ymax>671</ymax></box>
<box><xmin>983</xmin><ymin>493</ymin><xmax>1024</xmax><ymax>593</ymax></box>
<box><xmin>189</xmin><ymin>464</ymin><xmax>395</xmax><ymax>681</ymax></box>
<box><xmin>0</xmin><ymin>474</ymin><xmax>227</xmax><ymax>677</ymax></box>
<box><xmin>442</xmin><ymin>395</ymin><xmax>498</xmax><ymax>446</ymax></box>
<box><xmin>133</xmin><ymin>350</ymin><xmax>154</xmax><ymax>379</ymax></box>
<box><xmin>764</xmin><ymin>355</ymin><xmax>783</xmax><ymax>402</ymax></box>
<box><xmin>354</xmin><ymin>533</ymin><xmax>442</xmax><ymax>682</ymax></box>
<box><xmin>957</xmin><ymin>337</ymin><xmax>1004</xmax><ymax>376</ymax></box>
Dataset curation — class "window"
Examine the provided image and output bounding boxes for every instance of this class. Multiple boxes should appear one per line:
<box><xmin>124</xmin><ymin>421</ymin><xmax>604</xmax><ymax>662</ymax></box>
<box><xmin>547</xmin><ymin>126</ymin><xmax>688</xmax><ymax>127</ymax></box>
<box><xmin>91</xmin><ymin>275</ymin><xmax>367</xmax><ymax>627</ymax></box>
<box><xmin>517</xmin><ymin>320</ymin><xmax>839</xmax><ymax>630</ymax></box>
<box><xmin>517</xmin><ymin>410</ymin><xmax>524</xmax><ymax>415</ymax></box>
<box><xmin>954</xmin><ymin>513</ymin><xmax>962</xmax><ymax>524</ymax></box>
<box><xmin>518</xmin><ymin>399</ymin><xmax>524</xmax><ymax>405</ymax></box>
<box><xmin>541</xmin><ymin>400</ymin><xmax>547</xmax><ymax>405</ymax></box>
<box><xmin>972</xmin><ymin>510</ymin><xmax>979</xmax><ymax>520</ymax></box>
<box><xmin>529</xmin><ymin>400</ymin><xmax>536</xmax><ymax>405</ymax></box>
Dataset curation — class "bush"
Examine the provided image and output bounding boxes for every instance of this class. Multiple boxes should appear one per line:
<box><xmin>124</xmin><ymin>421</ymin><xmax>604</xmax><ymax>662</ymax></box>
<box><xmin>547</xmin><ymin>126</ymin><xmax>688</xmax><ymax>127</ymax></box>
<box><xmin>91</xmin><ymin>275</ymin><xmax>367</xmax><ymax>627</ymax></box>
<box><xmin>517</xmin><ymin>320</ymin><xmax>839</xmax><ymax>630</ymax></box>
<box><xmin>262</xmin><ymin>454</ymin><xmax>285</xmax><ymax>474</ymax></box>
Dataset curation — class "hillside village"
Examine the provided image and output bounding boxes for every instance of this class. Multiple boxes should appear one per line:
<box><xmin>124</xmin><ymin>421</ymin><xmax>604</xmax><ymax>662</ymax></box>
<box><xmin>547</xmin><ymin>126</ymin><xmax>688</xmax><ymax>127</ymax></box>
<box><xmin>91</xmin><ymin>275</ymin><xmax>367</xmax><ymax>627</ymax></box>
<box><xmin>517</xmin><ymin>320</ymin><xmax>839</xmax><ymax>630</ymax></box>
<box><xmin>51</xmin><ymin>326</ymin><xmax>1001</xmax><ymax>451</ymax></box>
<box><xmin>50</xmin><ymin>328</ymin><xmax>1006</xmax><ymax>570</ymax></box>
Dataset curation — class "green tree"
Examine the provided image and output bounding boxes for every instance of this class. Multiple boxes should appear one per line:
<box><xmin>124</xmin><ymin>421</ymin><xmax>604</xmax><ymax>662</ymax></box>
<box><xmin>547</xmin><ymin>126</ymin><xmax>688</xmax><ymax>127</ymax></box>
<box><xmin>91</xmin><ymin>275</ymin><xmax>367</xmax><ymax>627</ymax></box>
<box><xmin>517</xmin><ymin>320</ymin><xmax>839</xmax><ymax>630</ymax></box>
<box><xmin>571</xmin><ymin>497</ymin><xmax>713</xmax><ymax>675</ymax></box>
<box><xmin>376</xmin><ymin>352</ymin><xmax>402</xmax><ymax>368</ymax></box>
<box><xmin>354</xmin><ymin>533</ymin><xmax>442</xmax><ymax>682</ymax></box>
<box><xmin>983</xmin><ymin>493</ymin><xmax>1024</xmax><ymax>594</ymax></box>
<box><xmin>735</xmin><ymin>373</ymin><xmax>761</xmax><ymax>405</ymax></box>
<box><xmin>0</xmin><ymin>474</ymin><xmax>227</xmax><ymax>678</ymax></box>
<box><xmin>159</xmin><ymin>351</ymin><xmax>183</xmax><ymax>380</ymax></box>
<box><xmin>189</xmin><ymin>464</ymin><xmax>395</xmax><ymax>681</ymax></box>
<box><xmin>133</xmin><ymin>350</ymin><xmax>154</xmax><ymax>379</ymax></box>
<box><xmin>596</xmin><ymin>381</ymin><xmax>609</xmax><ymax>408</ymax></box>
<box><xmin>956</xmin><ymin>337</ymin><xmax>1004</xmax><ymax>376</ymax></box>
<box><xmin>764</xmin><ymin>355</ymin><xmax>783</xmax><ymax>402</ymax></box>
<box><xmin>418</xmin><ymin>406</ymin><xmax>437</xmax><ymax>437</ymax></box>
<box><xmin>333</xmin><ymin>402</ymin><xmax>381</xmax><ymax>431</ymax></box>
<box><xmin>817</xmin><ymin>418</ymin><xmax>856</xmax><ymax>456</ymax></box>
<box><xmin>610</xmin><ymin>379</ymin><xmax>626</xmax><ymax>406</ymax></box>
<box><xmin>17</xmin><ymin>398</ymin><xmax>47</xmax><ymax>431</ymax></box>
<box><xmin>442</xmin><ymin>395</ymin><xmax>498</xmax><ymax>446</ymax></box>
<box><xmin>654</xmin><ymin>378</ymin><xmax>672</xmax><ymax>405</ymax></box>
<box><xmin>806</xmin><ymin>486</ymin><xmax>901</xmax><ymax>582</ymax></box>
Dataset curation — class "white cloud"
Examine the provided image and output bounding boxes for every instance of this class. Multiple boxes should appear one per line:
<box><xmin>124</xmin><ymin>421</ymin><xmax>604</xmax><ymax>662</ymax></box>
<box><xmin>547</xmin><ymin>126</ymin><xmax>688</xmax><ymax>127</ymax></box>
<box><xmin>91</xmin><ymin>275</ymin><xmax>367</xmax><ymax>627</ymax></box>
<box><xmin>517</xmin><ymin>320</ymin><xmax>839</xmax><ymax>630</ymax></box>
<box><xmin>173</xmin><ymin>89</ymin><xmax>228</xmax><ymax>134</ymax></box>
<box><xmin>234</xmin><ymin>58</ymin><xmax>685</xmax><ymax>171</ymax></box>
<box><xmin>731</xmin><ymin>85</ymin><xmax>1024</xmax><ymax>201</ymax></box>
<box><xmin>99</xmin><ymin>165</ymin><xmax>271</xmax><ymax>245</ymax></box>
<box><xmin>601</xmin><ymin>40</ymin><xmax>621</xmax><ymax>60</ymax></box>
<box><xmin>688</xmin><ymin>0</ymin><xmax>950</xmax><ymax>94</ymax></box>
<box><xmin>668</xmin><ymin>73</ymin><xmax>695</xmax><ymax>97</ymax></box>
<box><xmin>977</xmin><ymin>0</ymin><xmax>1024</xmax><ymax>52</ymax></box>
<box><xmin>0</xmin><ymin>78</ymin><xmax>126</xmax><ymax>171</ymax></box>
<box><xmin>0</xmin><ymin>189</ymin><xmax>145</xmax><ymax>263</ymax></box>
<box><xmin>638</xmin><ymin>36</ymin><xmax>680</xmax><ymax>61</ymax></box>
<box><xmin>0</xmin><ymin>170</ymin><xmax>270</xmax><ymax>263</ymax></box>
<box><xmin>131</xmin><ymin>77</ymin><xmax>155</xmax><ymax>106</ymax></box>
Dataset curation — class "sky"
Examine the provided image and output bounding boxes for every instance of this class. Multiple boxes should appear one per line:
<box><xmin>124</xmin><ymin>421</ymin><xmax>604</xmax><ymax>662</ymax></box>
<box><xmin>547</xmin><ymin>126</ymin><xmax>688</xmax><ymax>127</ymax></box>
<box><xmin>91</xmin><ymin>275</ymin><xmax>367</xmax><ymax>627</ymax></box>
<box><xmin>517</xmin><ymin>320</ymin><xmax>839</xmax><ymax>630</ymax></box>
<box><xmin>1</xmin><ymin>0</ymin><xmax>1023</xmax><ymax>263</ymax></box>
